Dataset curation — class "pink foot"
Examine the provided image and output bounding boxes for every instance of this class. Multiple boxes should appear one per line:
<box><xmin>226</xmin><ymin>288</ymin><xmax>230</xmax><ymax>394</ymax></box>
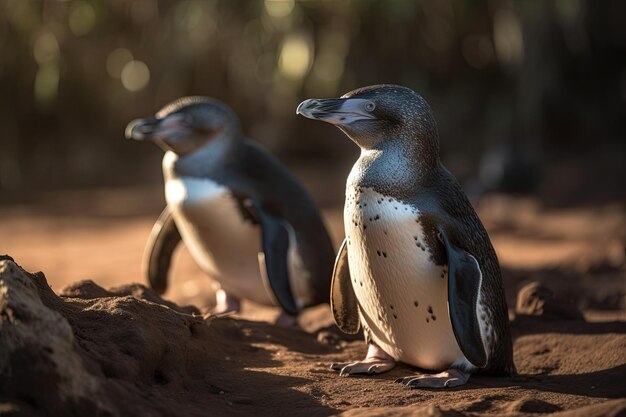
<box><xmin>211</xmin><ymin>289</ymin><xmax>241</xmax><ymax>315</ymax></box>
<box><xmin>395</xmin><ymin>369</ymin><xmax>470</xmax><ymax>389</ymax></box>
<box><xmin>331</xmin><ymin>343</ymin><xmax>396</xmax><ymax>376</ymax></box>
<box><xmin>275</xmin><ymin>311</ymin><xmax>298</xmax><ymax>327</ymax></box>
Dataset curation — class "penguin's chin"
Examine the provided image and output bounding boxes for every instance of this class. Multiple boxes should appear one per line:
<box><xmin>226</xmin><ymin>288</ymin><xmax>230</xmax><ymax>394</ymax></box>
<box><xmin>151</xmin><ymin>137</ymin><xmax>177</xmax><ymax>153</ymax></box>
<box><xmin>155</xmin><ymin>138</ymin><xmax>205</xmax><ymax>156</ymax></box>
<box><xmin>336</xmin><ymin>126</ymin><xmax>381</xmax><ymax>150</ymax></box>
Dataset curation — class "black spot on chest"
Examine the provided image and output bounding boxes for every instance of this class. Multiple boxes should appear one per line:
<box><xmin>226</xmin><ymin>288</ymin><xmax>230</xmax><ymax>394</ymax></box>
<box><xmin>230</xmin><ymin>192</ymin><xmax>260</xmax><ymax>225</ymax></box>
<box><xmin>414</xmin><ymin>214</ymin><xmax>446</xmax><ymax>265</ymax></box>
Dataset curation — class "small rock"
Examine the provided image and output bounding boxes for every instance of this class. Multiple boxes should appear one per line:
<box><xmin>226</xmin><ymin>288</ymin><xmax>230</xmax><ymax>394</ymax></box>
<box><xmin>317</xmin><ymin>330</ymin><xmax>341</xmax><ymax>346</ymax></box>
<box><xmin>516</xmin><ymin>281</ymin><xmax>584</xmax><ymax>320</ymax></box>
<box><xmin>506</xmin><ymin>398</ymin><xmax>561</xmax><ymax>414</ymax></box>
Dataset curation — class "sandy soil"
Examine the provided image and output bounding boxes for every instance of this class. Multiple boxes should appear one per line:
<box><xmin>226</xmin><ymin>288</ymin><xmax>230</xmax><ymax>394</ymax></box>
<box><xmin>1</xmin><ymin>187</ymin><xmax>625</xmax><ymax>416</ymax></box>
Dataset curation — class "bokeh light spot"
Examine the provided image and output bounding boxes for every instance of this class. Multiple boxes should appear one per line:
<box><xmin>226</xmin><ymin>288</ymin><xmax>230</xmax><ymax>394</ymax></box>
<box><xmin>185</xmin><ymin>2</ymin><xmax>204</xmax><ymax>32</ymax></box>
<box><xmin>106</xmin><ymin>48</ymin><xmax>134</xmax><ymax>79</ymax></box>
<box><xmin>6</xmin><ymin>0</ymin><xmax>39</xmax><ymax>35</ymax></box>
<box><xmin>264</xmin><ymin>0</ymin><xmax>295</xmax><ymax>19</ymax></box>
<box><xmin>33</xmin><ymin>32</ymin><xmax>60</xmax><ymax>65</ymax></box>
<box><xmin>34</xmin><ymin>63</ymin><xmax>60</xmax><ymax>105</ymax></box>
<box><xmin>69</xmin><ymin>2</ymin><xmax>97</xmax><ymax>36</ymax></box>
<box><xmin>278</xmin><ymin>33</ymin><xmax>312</xmax><ymax>80</ymax></box>
<box><xmin>493</xmin><ymin>9</ymin><xmax>524</xmax><ymax>65</ymax></box>
<box><xmin>121</xmin><ymin>60</ymin><xmax>150</xmax><ymax>92</ymax></box>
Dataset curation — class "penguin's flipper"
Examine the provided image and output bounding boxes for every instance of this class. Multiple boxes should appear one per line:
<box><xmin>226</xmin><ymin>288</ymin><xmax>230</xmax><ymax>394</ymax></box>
<box><xmin>439</xmin><ymin>228</ymin><xmax>488</xmax><ymax>368</ymax></box>
<box><xmin>144</xmin><ymin>207</ymin><xmax>182</xmax><ymax>294</ymax></box>
<box><xmin>252</xmin><ymin>202</ymin><xmax>299</xmax><ymax>315</ymax></box>
<box><xmin>331</xmin><ymin>239</ymin><xmax>360</xmax><ymax>334</ymax></box>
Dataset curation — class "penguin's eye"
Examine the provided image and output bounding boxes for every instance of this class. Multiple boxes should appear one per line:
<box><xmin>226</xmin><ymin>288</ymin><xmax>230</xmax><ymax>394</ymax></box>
<box><xmin>364</xmin><ymin>102</ymin><xmax>376</xmax><ymax>112</ymax></box>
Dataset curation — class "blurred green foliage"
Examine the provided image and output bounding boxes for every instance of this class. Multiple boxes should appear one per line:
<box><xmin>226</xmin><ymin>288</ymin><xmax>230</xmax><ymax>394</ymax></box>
<box><xmin>0</xmin><ymin>0</ymin><xmax>624</xmax><ymax>201</ymax></box>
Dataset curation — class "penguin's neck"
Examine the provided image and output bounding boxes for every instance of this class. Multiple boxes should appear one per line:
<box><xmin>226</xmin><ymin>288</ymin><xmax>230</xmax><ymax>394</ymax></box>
<box><xmin>169</xmin><ymin>132</ymin><xmax>243</xmax><ymax>178</ymax></box>
<box><xmin>348</xmin><ymin>140</ymin><xmax>439</xmax><ymax>200</ymax></box>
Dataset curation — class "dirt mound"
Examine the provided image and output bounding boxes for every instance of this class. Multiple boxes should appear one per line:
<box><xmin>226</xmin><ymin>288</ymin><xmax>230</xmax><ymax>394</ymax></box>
<box><xmin>0</xmin><ymin>257</ymin><xmax>322</xmax><ymax>416</ymax></box>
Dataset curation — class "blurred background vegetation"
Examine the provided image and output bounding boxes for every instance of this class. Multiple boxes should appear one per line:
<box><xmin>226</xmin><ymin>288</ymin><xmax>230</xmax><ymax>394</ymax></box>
<box><xmin>1</xmin><ymin>0</ymin><xmax>625</xmax><ymax>206</ymax></box>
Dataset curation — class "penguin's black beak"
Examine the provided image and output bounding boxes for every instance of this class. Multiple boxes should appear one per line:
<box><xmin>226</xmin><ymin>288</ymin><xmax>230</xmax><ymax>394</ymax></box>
<box><xmin>125</xmin><ymin>117</ymin><xmax>161</xmax><ymax>141</ymax></box>
<box><xmin>296</xmin><ymin>98</ymin><xmax>376</xmax><ymax>125</ymax></box>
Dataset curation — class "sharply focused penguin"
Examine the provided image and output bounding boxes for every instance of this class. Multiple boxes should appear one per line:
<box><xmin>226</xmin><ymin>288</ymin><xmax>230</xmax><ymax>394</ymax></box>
<box><xmin>297</xmin><ymin>85</ymin><xmax>515</xmax><ymax>388</ymax></box>
<box><xmin>125</xmin><ymin>96</ymin><xmax>334</xmax><ymax>317</ymax></box>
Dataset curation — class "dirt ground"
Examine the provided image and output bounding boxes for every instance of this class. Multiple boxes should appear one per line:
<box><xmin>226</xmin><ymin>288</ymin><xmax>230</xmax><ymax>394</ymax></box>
<box><xmin>1</xmin><ymin>186</ymin><xmax>625</xmax><ymax>416</ymax></box>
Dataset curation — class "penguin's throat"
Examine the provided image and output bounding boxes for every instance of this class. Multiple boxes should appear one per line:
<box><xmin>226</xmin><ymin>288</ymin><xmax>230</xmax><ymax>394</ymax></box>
<box><xmin>347</xmin><ymin>148</ymin><xmax>431</xmax><ymax>199</ymax></box>
<box><xmin>168</xmin><ymin>136</ymin><xmax>241</xmax><ymax>178</ymax></box>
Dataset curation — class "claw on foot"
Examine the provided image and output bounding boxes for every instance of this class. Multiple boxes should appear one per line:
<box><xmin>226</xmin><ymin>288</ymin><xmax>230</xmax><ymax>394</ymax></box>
<box><xmin>395</xmin><ymin>369</ymin><xmax>470</xmax><ymax>389</ymax></box>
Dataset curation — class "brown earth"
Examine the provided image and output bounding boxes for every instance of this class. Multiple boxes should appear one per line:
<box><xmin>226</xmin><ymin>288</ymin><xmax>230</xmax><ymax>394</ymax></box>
<box><xmin>1</xmin><ymin>188</ymin><xmax>625</xmax><ymax>416</ymax></box>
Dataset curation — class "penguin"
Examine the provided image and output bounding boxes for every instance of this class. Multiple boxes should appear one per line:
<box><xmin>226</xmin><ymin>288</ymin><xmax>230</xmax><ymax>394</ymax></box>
<box><xmin>125</xmin><ymin>96</ymin><xmax>335</xmax><ymax>318</ymax></box>
<box><xmin>296</xmin><ymin>85</ymin><xmax>515</xmax><ymax>388</ymax></box>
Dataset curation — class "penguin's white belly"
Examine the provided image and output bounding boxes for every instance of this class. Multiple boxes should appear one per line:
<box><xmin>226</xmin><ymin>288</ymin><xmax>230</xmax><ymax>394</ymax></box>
<box><xmin>165</xmin><ymin>176</ymin><xmax>274</xmax><ymax>306</ymax></box>
<box><xmin>345</xmin><ymin>186</ymin><xmax>466</xmax><ymax>371</ymax></box>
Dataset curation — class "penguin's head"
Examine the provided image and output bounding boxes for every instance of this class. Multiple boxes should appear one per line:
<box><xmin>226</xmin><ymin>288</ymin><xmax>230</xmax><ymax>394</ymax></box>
<box><xmin>297</xmin><ymin>84</ymin><xmax>439</xmax><ymax>153</ymax></box>
<box><xmin>125</xmin><ymin>97</ymin><xmax>241</xmax><ymax>156</ymax></box>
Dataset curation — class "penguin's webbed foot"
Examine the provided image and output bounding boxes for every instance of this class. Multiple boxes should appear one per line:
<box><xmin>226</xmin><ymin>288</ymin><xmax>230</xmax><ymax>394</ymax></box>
<box><xmin>331</xmin><ymin>343</ymin><xmax>395</xmax><ymax>376</ymax></box>
<box><xmin>394</xmin><ymin>369</ymin><xmax>470</xmax><ymax>389</ymax></box>
<box><xmin>212</xmin><ymin>289</ymin><xmax>241</xmax><ymax>315</ymax></box>
<box><xmin>275</xmin><ymin>311</ymin><xmax>299</xmax><ymax>327</ymax></box>
<box><xmin>331</xmin><ymin>358</ymin><xmax>396</xmax><ymax>376</ymax></box>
